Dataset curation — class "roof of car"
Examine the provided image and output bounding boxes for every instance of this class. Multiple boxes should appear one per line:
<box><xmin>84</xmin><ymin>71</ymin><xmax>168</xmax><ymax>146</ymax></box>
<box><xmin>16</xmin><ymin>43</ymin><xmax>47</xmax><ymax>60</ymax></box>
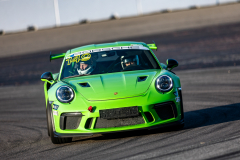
<box><xmin>66</xmin><ymin>41</ymin><xmax>148</xmax><ymax>57</ymax></box>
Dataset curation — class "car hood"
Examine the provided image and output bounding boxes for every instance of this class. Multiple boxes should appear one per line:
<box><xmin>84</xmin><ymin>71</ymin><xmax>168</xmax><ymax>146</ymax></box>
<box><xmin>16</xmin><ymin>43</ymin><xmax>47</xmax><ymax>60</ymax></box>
<box><xmin>63</xmin><ymin>70</ymin><xmax>158</xmax><ymax>101</ymax></box>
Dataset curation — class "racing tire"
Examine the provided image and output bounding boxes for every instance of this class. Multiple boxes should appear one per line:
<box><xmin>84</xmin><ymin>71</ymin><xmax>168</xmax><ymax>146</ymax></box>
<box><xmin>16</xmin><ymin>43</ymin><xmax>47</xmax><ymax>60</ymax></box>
<box><xmin>46</xmin><ymin>109</ymin><xmax>50</xmax><ymax>137</ymax></box>
<box><xmin>47</xmin><ymin>103</ymin><xmax>72</xmax><ymax>144</ymax></box>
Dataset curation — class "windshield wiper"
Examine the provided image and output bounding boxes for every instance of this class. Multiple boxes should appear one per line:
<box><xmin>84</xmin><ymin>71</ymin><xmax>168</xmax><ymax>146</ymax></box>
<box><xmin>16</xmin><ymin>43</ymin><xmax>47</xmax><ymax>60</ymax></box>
<box><xmin>63</xmin><ymin>74</ymin><xmax>90</xmax><ymax>79</ymax></box>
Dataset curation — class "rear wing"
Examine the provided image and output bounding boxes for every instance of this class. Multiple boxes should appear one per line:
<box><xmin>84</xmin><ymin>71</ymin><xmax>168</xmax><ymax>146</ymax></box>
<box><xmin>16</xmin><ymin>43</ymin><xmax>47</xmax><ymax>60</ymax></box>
<box><xmin>50</xmin><ymin>52</ymin><xmax>66</xmax><ymax>61</ymax></box>
<box><xmin>147</xmin><ymin>43</ymin><xmax>157</xmax><ymax>50</ymax></box>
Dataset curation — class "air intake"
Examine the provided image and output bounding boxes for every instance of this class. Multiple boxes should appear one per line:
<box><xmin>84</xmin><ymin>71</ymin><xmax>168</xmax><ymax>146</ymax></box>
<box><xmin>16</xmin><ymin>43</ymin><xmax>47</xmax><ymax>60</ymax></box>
<box><xmin>60</xmin><ymin>112</ymin><xmax>82</xmax><ymax>130</ymax></box>
<box><xmin>137</xmin><ymin>76</ymin><xmax>148</xmax><ymax>82</ymax></box>
<box><xmin>79</xmin><ymin>82</ymin><xmax>90</xmax><ymax>87</ymax></box>
<box><xmin>153</xmin><ymin>102</ymin><xmax>177</xmax><ymax>120</ymax></box>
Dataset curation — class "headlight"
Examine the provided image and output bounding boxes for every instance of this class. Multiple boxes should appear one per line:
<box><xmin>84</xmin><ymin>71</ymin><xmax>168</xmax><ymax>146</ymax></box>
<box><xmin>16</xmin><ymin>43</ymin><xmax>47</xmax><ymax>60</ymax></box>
<box><xmin>155</xmin><ymin>75</ymin><xmax>173</xmax><ymax>92</ymax></box>
<box><xmin>56</xmin><ymin>86</ymin><xmax>74</xmax><ymax>103</ymax></box>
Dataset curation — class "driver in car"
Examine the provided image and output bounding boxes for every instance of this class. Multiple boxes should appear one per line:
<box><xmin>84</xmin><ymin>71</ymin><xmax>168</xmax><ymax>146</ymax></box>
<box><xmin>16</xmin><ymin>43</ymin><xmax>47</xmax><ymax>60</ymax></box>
<box><xmin>121</xmin><ymin>55</ymin><xmax>139</xmax><ymax>69</ymax></box>
<box><xmin>77</xmin><ymin>61</ymin><xmax>96</xmax><ymax>75</ymax></box>
<box><xmin>77</xmin><ymin>56</ymin><xmax>106</xmax><ymax>75</ymax></box>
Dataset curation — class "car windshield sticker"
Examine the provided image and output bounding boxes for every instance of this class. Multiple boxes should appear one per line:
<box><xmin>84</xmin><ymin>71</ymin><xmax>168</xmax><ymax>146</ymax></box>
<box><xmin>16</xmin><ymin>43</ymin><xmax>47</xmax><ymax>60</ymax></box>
<box><xmin>81</xmin><ymin>53</ymin><xmax>91</xmax><ymax>61</ymax></box>
<box><xmin>66</xmin><ymin>45</ymin><xmax>149</xmax><ymax>59</ymax></box>
<box><xmin>66</xmin><ymin>53</ymin><xmax>91</xmax><ymax>65</ymax></box>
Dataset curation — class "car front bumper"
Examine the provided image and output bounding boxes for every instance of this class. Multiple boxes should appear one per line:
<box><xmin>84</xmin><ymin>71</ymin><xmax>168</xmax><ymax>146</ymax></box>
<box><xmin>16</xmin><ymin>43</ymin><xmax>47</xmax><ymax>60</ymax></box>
<box><xmin>51</xmin><ymin>88</ymin><xmax>183</xmax><ymax>136</ymax></box>
<box><xmin>53</xmin><ymin>118</ymin><xmax>184</xmax><ymax>138</ymax></box>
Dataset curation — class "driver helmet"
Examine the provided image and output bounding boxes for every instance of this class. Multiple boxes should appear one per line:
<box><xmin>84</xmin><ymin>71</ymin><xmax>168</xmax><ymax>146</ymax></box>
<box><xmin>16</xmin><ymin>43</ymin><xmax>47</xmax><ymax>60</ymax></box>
<box><xmin>121</xmin><ymin>55</ymin><xmax>139</xmax><ymax>69</ymax></box>
<box><xmin>77</xmin><ymin>60</ymin><xmax>96</xmax><ymax>75</ymax></box>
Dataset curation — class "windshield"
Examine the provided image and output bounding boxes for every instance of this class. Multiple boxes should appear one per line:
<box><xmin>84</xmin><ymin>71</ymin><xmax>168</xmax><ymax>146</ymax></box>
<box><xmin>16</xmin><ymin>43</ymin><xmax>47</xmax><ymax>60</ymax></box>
<box><xmin>60</xmin><ymin>49</ymin><xmax>160</xmax><ymax>79</ymax></box>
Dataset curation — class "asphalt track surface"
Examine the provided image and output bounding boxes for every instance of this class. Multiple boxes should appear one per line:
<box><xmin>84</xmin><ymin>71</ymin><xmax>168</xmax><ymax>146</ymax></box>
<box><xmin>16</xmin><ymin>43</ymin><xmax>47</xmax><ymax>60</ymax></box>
<box><xmin>1</xmin><ymin>66</ymin><xmax>240</xmax><ymax>160</ymax></box>
<box><xmin>1</xmin><ymin>4</ymin><xmax>240</xmax><ymax>160</ymax></box>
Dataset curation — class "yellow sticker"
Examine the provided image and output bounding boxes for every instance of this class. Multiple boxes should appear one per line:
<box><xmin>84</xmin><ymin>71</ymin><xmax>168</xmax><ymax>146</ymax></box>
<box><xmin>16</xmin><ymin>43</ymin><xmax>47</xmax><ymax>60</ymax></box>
<box><xmin>66</xmin><ymin>58</ymin><xmax>72</xmax><ymax>65</ymax></box>
<box><xmin>66</xmin><ymin>53</ymin><xmax>91</xmax><ymax>65</ymax></box>
<box><xmin>81</xmin><ymin>53</ymin><xmax>91</xmax><ymax>61</ymax></box>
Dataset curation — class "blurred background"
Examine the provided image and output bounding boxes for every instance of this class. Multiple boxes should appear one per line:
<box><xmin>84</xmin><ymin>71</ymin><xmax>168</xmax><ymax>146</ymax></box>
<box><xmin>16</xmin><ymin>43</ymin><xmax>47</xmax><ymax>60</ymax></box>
<box><xmin>0</xmin><ymin>1</ymin><xmax>240</xmax><ymax>159</ymax></box>
<box><xmin>0</xmin><ymin>0</ymin><xmax>239</xmax><ymax>86</ymax></box>
<box><xmin>0</xmin><ymin>0</ymin><xmax>239</xmax><ymax>33</ymax></box>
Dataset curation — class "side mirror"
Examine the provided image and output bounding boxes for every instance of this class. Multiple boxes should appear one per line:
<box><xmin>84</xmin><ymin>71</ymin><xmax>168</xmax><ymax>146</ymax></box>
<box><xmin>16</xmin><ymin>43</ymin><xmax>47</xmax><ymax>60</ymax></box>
<box><xmin>41</xmin><ymin>72</ymin><xmax>54</xmax><ymax>84</ymax></box>
<box><xmin>166</xmin><ymin>59</ymin><xmax>178</xmax><ymax>70</ymax></box>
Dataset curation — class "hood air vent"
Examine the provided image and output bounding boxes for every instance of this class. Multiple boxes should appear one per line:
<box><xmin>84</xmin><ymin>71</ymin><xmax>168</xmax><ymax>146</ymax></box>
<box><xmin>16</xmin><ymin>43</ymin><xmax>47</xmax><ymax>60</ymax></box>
<box><xmin>137</xmin><ymin>76</ymin><xmax>148</xmax><ymax>82</ymax></box>
<box><xmin>79</xmin><ymin>82</ymin><xmax>90</xmax><ymax>87</ymax></box>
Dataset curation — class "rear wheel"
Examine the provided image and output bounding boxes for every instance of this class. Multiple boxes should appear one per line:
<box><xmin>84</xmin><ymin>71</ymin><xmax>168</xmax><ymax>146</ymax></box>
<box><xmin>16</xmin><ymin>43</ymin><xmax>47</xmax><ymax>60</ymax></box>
<box><xmin>47</xmin><ymin>103</ymin><xmax>72</xmax><ymax>144</ymax></box>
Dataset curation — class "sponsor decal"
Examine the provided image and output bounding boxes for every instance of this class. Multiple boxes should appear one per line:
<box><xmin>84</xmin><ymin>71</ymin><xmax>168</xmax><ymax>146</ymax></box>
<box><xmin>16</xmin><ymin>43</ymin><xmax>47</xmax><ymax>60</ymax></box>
<box><xmin>66</xmin><ymin>53</ymin><xmax>91</xmax><ymax>65</ymax></box>
<box><xmin>53</xmin><ymin>104</ymin><xmax>59</xmax><ymax>110</ymax></box>
<box><xmin>173</xmin><ymin>91</ymin><xmax>178</xmax><ymax>97</ymax></box>
<box><xmin>175</xmin><ymin>97</ymin><xmax>180</xmax><ymax>102</ymax></box>
<box><xmin>81</xmin><ymin>53</ymin><xmax>91</xmax><ymax>61</ymax></box>
<box><xmin>52</xmin><ymin>110</ymin><xmax>58</xmax><ymax>116</ymax></box>
<box><xmin>66</xmin><ymin>45</ymin><xmax>149</xmax><ymax>60</ymax></box>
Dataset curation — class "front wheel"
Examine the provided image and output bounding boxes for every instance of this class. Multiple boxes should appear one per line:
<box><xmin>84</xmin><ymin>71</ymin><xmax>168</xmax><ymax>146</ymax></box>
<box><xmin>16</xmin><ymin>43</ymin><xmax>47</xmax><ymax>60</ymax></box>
<box><xmin>47</xmin><ymin>103</ymin><xmax>72</xmax><ymax>144</ymax></box>
<box><xmin>46</xmin><ymin>109</ymin><xmax>50</xmax><ymax>136</ymax></box>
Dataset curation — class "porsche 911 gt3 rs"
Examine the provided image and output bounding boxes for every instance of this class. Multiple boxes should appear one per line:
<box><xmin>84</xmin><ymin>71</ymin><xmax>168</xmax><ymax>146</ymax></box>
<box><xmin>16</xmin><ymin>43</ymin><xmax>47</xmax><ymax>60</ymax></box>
<box><xmin>41</xmin><ymin>41</ymin><xmax>184</xmax><ymax>144</ymax></box>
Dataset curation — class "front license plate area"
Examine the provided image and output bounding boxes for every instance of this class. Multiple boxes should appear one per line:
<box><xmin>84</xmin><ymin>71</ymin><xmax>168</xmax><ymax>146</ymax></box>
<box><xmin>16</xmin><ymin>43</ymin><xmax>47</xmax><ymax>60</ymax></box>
<box><xmin>100</xmin><ymin>106</ymin><xmax>139</xmax><ymax>119</ymax></box>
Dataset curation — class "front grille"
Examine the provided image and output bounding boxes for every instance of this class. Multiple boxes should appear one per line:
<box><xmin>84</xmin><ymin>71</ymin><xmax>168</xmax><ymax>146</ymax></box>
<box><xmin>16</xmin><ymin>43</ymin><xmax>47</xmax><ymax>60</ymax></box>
<box><xmin>60</xmin><ymin>113</ymin><xmax>82</xmax><ymax>130</ymax></box>
<box><xmin>153</xmin><ymin>102</ymin><xmax>177</xmax><ymax>120</ymax></box>
<box><xmin>95</xmin><ymin>116</ymin><xmax>145</xmax><ymax>128</ymax></box>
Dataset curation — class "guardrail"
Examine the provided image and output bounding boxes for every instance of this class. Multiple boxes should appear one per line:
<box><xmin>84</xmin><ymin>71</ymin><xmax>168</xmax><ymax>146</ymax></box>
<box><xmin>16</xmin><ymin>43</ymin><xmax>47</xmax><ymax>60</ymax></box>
<box><xmin>0</xmin><ymin>0</ymin><xmax>239</xmax><ymax>34</ymax></box>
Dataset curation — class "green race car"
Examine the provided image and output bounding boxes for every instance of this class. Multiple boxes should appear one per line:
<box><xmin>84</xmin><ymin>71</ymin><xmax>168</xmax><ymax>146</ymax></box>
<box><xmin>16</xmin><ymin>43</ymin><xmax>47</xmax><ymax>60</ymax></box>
<box><xmin>41</xmin><ymin>41</ymin><xmax>184</xmax><ymax>144</ymax></box>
